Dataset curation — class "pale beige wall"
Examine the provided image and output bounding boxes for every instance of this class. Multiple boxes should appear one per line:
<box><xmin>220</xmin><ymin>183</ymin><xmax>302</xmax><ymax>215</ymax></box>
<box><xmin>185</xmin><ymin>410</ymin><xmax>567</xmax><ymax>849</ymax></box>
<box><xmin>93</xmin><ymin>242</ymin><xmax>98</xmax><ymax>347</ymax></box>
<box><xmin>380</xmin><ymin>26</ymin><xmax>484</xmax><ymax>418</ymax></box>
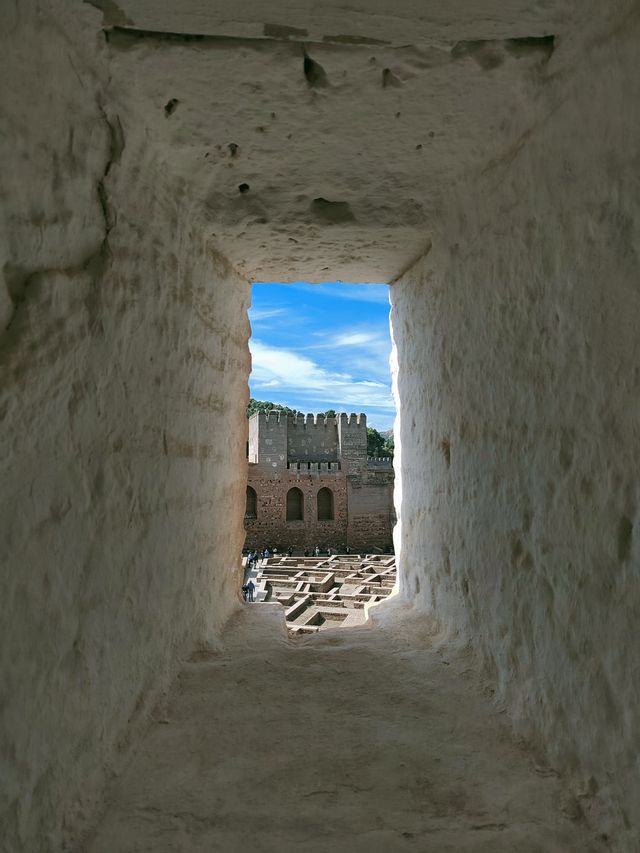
<box><xmin>391</xmin><ymin>12</ymin><xmax>640</xmax><ymax>848</ymax></box>
<box><xmin>3</xmin><ymin>1</ymin><xmax>639</xmax><ymax>850</ymax></box>
<box><xmin>0</xmin><ymin>5</ymin><xmax>250</xmax><ymax>849</ymax></box>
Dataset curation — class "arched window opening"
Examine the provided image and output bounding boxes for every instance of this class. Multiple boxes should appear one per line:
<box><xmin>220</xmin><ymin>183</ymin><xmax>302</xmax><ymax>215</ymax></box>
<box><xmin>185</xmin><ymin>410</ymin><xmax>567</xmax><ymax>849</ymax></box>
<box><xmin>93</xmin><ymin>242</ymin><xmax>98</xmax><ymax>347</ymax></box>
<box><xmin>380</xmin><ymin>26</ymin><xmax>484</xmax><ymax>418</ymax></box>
<box><xmin>245</xmin><ymin>486</ymin><xmax>257</xmax><ymax>519</ymax></box>
<box><xmin>286</xmin><ymin>487</ymin><xmax>304</xmax><ymax>521</ymax></box>
<box><xmin>317</xmin><ymin>487</ymin><xmax>334</xmax><ymax>521</ymax></box>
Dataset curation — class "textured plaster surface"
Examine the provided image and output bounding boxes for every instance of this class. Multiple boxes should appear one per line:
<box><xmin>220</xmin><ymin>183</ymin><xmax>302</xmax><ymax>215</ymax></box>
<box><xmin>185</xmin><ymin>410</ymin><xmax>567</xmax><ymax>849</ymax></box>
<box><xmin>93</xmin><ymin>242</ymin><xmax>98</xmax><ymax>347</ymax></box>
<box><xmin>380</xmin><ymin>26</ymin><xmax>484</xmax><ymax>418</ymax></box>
<box><xmin>99</xmin><ymin>0</ymin><xmax>581</xmax><ymax>43</ymax></box>
<box><xmin>94</xmin><ymin>2</ymin><xmax>596</xmax><ymax>283</ymax></box>
<box><xmin>84</xmin><ymin>604</ymin><xmax>606</xmax><ymax>853</ymax></box>
<box><xmin>1</xmin><ymin>4</ymin><xmax>250</xmax><ymax>849</ymax></box>
<box><xmin>391</xmin><ymin>7</ymin><xmax>640</xmax><ymax>849</ymax></box>
<box><xmin>2</xmin><ymin>0</ymin><xmax>639</xmax><ymax>850</ymax></box>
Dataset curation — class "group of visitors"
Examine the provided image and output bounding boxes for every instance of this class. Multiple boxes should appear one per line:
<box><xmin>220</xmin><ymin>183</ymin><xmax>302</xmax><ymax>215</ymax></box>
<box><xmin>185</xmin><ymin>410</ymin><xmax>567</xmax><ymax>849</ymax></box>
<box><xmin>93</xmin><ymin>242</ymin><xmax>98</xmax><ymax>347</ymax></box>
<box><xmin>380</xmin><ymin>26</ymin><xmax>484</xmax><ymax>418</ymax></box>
<box><xmin>246</xmin><ymin>546</ymin><xmax>297</xmax><ymax>568</ymax></box>
<box><xmin>302</xmin><ymin>544</ymin><xmax>333</xmax><ymax>557</ymax></box>
<box><xmin>244</xmin><ymin>548</ymin><xmax>271</xmax><ymax>569</ymax></box>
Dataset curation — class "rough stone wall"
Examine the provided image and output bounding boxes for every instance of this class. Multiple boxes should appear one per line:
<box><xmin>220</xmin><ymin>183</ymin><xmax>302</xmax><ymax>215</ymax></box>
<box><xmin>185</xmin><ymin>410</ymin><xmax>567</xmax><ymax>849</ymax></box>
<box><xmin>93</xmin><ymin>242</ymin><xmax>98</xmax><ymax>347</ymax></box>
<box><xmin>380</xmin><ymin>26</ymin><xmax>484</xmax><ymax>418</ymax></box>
<box><xmin>250</xmin><ymin>410</ymin><xmax>288</xmax><ymax>469</ymax></box>
<box><xmin>391</xmin><ymin>10</ymin><xmax>640</xmax><ymax>848</ymax></box>
<box><xmin>245</xmin><ymin>470</ymin><xmax>347</xmax><ymax>550</ymax></box>
<box><xmin>337</xmin><ymin>414</ymin><xmax>368</xmax><ymax>468</ymax></box>
<box><xmin>287</xmin><ymin>414</ymin><xmax>339</xmax><ymax>463</ymax></box>
<box><xmin>347</xmin><ymin>470</ymin><xmax>396</xmax><ymax>552</ymax></box>
<box><xmin>0</xmin><ymin>4</ymin><xmax>250</xmax><ymax>849</ymax></box>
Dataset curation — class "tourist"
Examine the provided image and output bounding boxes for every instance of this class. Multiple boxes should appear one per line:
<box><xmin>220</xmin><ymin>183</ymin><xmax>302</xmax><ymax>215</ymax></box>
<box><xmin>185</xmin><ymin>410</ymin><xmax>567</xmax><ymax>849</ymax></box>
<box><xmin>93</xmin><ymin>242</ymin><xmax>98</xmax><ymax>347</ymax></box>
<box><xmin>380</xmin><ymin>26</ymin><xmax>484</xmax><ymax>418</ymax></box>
<box><xmin>287</xmin><ymin>546</ymin><xmax>293</xmax><ymax>557</ymax></box>
<box><xmin>314</xmin><ymin>544</ymin><xmax>320</xmax><ymax>557</ymax></box>
<box><xmin>241</xmin><ymin>583</ymin><xmax>248</xmax><ymax>601</ymax></box>
<box><xmin>247</xmin><ymin>579</ymin><xmax>256</xmax><ymax>602</ymax></box>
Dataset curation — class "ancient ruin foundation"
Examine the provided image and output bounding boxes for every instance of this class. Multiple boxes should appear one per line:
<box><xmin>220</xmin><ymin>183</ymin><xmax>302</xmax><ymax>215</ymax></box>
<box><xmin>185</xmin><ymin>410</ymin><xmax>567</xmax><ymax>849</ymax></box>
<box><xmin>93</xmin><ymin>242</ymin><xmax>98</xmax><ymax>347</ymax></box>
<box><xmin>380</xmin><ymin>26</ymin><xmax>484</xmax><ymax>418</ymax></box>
<box><xmin>250</xmin><ymin>553</ymin><xmax>397</xmax><ymax>632</ymax></box>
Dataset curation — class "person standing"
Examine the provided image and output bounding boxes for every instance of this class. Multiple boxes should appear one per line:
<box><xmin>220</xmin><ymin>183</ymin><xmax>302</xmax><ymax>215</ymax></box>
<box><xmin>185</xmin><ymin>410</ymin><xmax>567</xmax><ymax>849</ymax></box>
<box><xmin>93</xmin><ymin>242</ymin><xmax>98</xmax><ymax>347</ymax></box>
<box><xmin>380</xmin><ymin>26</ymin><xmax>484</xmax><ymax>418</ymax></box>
<box><xmin>247</xmin><ymin>579</ymin><xmax>256</xmax><ymax>602</ymax></box>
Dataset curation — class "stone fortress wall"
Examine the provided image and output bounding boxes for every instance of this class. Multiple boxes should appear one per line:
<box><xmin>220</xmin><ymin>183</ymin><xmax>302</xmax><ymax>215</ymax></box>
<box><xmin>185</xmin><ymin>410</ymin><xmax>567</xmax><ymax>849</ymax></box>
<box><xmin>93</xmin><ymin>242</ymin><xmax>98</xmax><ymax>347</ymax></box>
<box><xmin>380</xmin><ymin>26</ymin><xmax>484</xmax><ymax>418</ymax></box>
<box><xmin>287</xmin><ymin>412</ymin><xmax>341</xmax><ymax>461</ymax></box>
<box><xmin>245</xmin><ymin>411</ymin><xmax>394</xmax><ymax>552</ymax></box>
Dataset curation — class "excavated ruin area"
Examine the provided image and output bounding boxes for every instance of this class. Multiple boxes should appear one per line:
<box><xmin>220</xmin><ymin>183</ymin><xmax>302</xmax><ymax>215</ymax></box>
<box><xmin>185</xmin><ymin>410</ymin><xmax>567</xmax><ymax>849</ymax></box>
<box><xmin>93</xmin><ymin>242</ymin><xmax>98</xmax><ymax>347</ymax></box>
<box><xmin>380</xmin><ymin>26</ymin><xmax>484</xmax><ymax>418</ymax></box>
<box><xmin>1</xmin><ymin>1</ymin><xmax>639</xmax><ymax>851</ymax></box>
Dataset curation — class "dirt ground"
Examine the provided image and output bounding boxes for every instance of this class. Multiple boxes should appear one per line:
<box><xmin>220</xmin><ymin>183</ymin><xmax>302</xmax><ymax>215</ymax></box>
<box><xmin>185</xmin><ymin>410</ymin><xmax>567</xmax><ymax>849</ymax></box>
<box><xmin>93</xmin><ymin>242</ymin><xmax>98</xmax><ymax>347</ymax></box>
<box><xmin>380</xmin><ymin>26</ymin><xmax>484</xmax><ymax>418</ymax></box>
<box><xmin>83</xmin><ymin>602</ymin><xmax>606</xmax><ymax>852</ymax></box>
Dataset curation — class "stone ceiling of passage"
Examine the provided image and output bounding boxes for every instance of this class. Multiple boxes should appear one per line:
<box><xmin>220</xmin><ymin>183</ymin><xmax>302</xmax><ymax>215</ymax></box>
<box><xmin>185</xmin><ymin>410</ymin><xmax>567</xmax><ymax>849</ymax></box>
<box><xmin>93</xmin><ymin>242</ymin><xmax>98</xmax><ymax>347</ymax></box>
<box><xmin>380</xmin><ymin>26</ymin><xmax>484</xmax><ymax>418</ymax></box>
<box><xmin>98</xmin><ymin>0</ymin><xmax>591</xmax><ymax>283</ymax></box>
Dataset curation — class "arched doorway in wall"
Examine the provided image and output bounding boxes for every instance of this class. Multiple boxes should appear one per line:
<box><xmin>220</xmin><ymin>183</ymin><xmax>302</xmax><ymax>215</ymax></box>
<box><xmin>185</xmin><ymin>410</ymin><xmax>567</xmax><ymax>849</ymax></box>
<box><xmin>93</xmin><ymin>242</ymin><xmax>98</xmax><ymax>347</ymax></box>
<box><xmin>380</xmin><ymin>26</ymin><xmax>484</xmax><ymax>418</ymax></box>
<box><xmin>245</xmin><ymin>486</ymin><xmax>257</xmax><ymax>519</ymax></box>
<box><xmin>317</xmin><ymin>487</ymin><xmax>334</xmax><ymax>521</ymax></box>
<box><xmin>286</xmin><ymin>487</ymin><xmax>304</xmax><ymax>521</ymax></box>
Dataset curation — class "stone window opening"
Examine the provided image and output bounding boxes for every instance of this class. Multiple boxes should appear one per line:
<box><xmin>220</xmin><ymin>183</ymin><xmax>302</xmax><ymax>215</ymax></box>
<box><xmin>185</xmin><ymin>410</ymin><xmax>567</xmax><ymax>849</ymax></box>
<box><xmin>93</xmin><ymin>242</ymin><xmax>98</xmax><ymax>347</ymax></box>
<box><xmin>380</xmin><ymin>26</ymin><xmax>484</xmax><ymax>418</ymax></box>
<box><xmin>246</xmin><ymin>280</ymin><xmax>396</xmax><ymax>551</ymax></box>
<box><xmin>317</xmin><ymin>487</ymin><xmax>334</xmax><ymax>521</ymax></box>
<box><xmin>245</xmin><ymin>486</ymin><xmax>257</xmax><ymax>519</ymax></box>
<box><xmin>286</xmin><ymin>487</ymin><xmax>304</xmax><ymax>521</ymax></box>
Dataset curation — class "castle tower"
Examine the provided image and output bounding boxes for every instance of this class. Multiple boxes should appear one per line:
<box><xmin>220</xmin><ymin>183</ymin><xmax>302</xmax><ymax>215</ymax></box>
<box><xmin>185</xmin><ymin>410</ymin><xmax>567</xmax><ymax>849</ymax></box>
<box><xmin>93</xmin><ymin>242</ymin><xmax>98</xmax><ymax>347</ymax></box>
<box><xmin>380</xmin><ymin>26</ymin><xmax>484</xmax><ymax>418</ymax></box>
<box><xmin>287</xmin><ymin>412</ymin><xmax>339</xmax><ymax>463</ymax></box>
<box><xmin>247</xmin><ymin>410</ymin><xmax>287</xmax><ymax>470</ymax></box>
<box><xmin>337</xmin><ymin>413</ymin><xmax>367</xmax><ymax>472</ymax></box>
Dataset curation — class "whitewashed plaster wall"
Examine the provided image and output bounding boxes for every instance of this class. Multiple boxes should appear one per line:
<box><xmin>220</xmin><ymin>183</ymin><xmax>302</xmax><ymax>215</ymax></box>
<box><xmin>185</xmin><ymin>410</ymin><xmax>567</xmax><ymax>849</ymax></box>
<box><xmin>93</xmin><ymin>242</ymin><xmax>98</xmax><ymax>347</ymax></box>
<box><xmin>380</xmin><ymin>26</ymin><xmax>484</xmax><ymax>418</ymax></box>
<box><xmin>0</xmin><ymin>4</ymin><xmax>250</xmax><ymax>850</ymax></box>
<box><xmin>391</xmin><ymin>11</ymin><xmax>640</xmax><ymax>850</ymax></box>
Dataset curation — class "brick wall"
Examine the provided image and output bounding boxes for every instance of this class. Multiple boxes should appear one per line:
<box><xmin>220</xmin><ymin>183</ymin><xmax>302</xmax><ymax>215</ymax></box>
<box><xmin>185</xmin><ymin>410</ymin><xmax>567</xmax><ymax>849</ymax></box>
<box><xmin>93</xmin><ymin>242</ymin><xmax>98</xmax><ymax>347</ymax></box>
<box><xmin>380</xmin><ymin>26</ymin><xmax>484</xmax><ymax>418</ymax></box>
<box><xmin>347</xmin><ymin>468</ymin><xmax>396</xmax><ymax>551</ymax></box>
<box><xmin>245</xmin><ymin>464</ymin><xmax>395</xmax><ymax>552</ymax></box>
<box><xmin>245</xmin><ymin>469</ymin><xmax>348</xmax><ymax>551</ymax></box>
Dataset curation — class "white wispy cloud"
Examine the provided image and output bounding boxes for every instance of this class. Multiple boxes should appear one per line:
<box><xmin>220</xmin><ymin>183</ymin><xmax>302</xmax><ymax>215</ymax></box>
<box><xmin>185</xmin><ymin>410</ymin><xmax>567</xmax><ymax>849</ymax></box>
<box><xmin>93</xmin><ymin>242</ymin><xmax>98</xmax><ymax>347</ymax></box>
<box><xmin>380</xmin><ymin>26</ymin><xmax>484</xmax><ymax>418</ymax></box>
<box><xmin>332</xmin><ymin>331</ymin><xmax>379</xmax><ymax>347</ymax></box>
<box><xmin>307</xmin><ymin>327</ymin><xmax>392</xmax><ymax>383</ymax></box>
<box><xmin>250</xmin><ymin>339</ymin><xmax>394</xmax><ymax>411</ymax></box>
<box><xmin>248</xmin><ymin>307</ymin><xmax>287</xmax><ymax>322</ymax></box>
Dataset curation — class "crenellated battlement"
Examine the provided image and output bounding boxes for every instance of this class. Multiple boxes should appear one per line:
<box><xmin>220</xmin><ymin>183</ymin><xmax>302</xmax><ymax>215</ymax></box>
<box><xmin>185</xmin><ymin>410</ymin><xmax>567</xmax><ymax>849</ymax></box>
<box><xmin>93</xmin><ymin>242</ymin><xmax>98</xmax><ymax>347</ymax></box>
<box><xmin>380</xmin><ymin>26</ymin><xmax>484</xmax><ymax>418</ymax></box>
<box><xmin>338</xmin><ymin>412</ymin><xmax>367</xmax><ymax>429</ymax></box>
<box><xmin>248</xmin><ymin>410</ymin><xmax>369</xmax><ymax>466</ymax></box>
<box><xmin>289</xmin><ymin>413</ymin><xmax>337</xmax><ymax>428</ymax></box>
<box><xmin>287</xmin><ymin>461</ymin><xmax>342</xmax><ymax>474</ymax></box>
<box><xmin>256</xmin><ymin>409</ymin><xmax>285</xmax><ymax>424</ymax></box>
<box><xmin>367</xmin><ymin>457</ymin><xmax>393</xmax><ymax>468</ymax></box>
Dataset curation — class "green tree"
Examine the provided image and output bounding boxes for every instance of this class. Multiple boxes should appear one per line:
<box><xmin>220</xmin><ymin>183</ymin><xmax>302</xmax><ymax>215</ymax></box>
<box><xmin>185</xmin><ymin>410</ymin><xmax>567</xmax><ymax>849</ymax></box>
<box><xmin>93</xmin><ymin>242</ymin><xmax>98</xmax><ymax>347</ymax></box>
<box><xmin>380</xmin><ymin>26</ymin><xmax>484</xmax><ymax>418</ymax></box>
<box><xmin>246</xmin><ymin>398</ymin><xmax>295</xmax><ymax>418</ymax></box>
<box><xmin>367</xmin><ymin>427</ymin><xmax>386</xmax><ymax>457</ymax></box>
<box><xmin>367</xmin><ymin>426</ymin><xmax>394</xmax><ymax>458</ymax></box>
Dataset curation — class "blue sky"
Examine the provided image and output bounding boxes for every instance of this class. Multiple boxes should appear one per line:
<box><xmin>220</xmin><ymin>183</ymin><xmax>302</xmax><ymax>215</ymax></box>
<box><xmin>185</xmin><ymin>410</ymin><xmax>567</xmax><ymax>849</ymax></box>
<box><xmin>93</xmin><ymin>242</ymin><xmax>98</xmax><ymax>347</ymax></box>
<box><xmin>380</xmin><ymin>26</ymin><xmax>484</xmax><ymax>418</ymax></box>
<box><xmin>249</xmin><ymin>282</ymin><xmax>396</xmax><ymax>431</ymax></box>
